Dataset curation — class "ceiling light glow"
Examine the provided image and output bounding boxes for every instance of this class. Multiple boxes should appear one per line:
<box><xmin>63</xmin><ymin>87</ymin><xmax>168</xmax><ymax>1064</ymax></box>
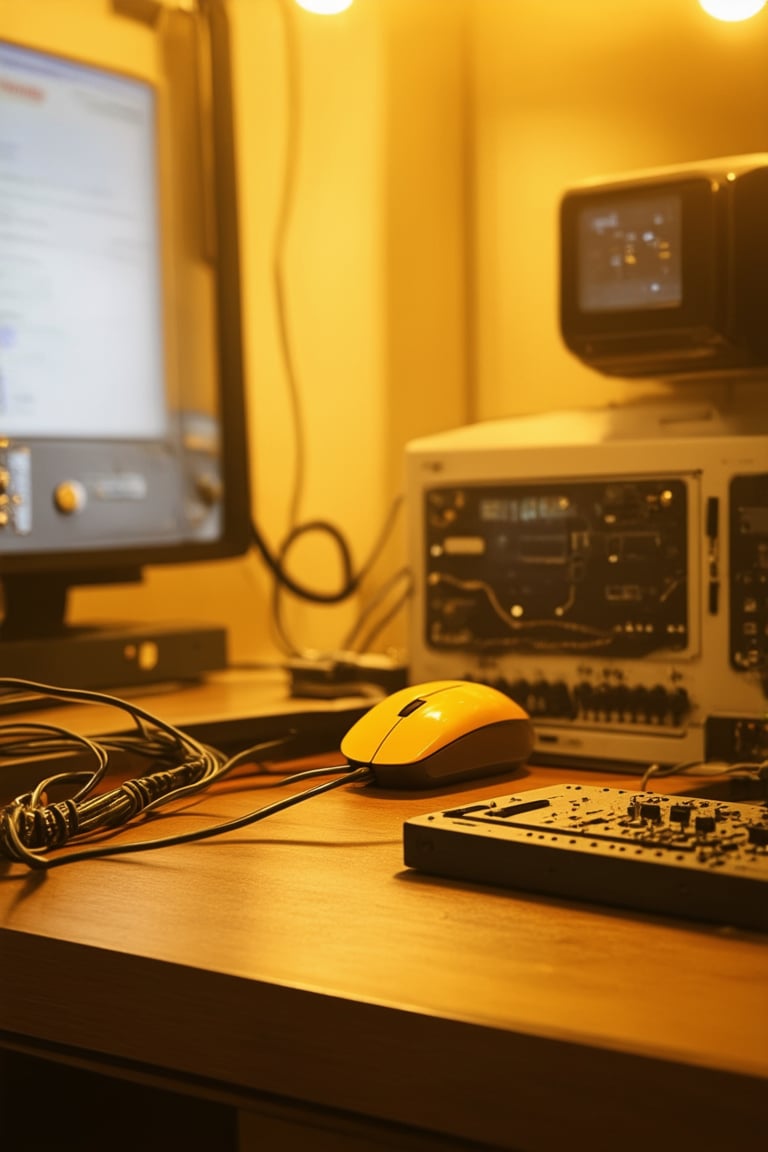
<box><xmin>294</xmin><ymin>0</ymin><xmax>354</xmax><ymax>13</ymax></box>
<box><xmin>698</xmin><ymin>0</ymin><xmax>767</xmax><ymax>20</ymax></box>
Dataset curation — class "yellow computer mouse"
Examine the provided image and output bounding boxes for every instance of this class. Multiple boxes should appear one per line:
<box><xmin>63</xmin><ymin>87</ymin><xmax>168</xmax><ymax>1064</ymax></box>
<box><xmin>340</xmin><ymin>679</ymin><xmax>533</xmax><ymax>789</ymax></box>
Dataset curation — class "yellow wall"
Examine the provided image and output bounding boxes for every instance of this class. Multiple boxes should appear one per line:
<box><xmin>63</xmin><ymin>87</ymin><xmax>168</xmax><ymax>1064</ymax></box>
<box><xmin>469</xmin><ymin>0</ymin><xmax>768</xmax><ymax>418</ymax></box>
<box><xmin>228</xmin><ymin>0</ymin><xmax>469</xmax><ymax>657</ymax></box>
<box><xmin>4</xmin><ymin>0</ymin><xmax>768</xmax><ymax>664</ymax></box>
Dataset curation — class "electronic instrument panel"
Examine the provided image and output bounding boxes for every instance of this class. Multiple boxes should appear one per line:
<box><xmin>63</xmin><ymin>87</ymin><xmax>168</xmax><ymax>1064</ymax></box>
<box><xmin>406</xmin><ymin>407</ymin><xmax>768</xmax><ymax>768</ymax></box>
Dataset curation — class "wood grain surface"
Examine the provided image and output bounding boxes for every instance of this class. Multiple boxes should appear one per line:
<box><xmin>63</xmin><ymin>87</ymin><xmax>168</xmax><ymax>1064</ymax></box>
<box><xmin>1</xmin><ymin>685</ymin><xmax>767</xmax><ymax>1150</ymax></box>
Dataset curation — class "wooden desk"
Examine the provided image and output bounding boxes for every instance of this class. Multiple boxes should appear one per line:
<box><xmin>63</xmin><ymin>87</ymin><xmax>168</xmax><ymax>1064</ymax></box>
<box><xmin>1</xmin><ymin>695</ymin><xmax>767</xmax><ymax>1151</ymax></box>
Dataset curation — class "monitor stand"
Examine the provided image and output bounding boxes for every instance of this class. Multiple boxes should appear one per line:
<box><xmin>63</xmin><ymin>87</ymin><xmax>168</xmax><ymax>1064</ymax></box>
<box><xmin>0</xmin><ymin>572</ymin><xmax>228</xmax><ymax>692</ymax></box>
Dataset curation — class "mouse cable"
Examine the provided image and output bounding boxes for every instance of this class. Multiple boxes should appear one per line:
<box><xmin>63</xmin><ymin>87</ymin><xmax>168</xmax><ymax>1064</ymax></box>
<box><xmin>0</xmin><ymin>677</ymin><xmax>371</xmax><ymax>870</ymax></box>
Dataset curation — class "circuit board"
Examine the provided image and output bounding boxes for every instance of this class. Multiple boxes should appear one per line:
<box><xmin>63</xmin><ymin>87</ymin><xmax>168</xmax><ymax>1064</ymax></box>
<box><xmin>403</xmin><ymin>784</ymin><xmax>768</xmax><ymax>932</ymax></box>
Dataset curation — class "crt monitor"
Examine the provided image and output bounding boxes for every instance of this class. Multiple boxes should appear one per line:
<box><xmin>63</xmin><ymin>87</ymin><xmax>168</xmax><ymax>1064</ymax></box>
<box><xmin>560</xmin><ymin>155</ymin><xmax>768</xmax><ymax>378</ymax></box>
<box><xmin>0</xmin><ymin>3</ymin><xmax>251</xmax><ymax>683</ymax></box>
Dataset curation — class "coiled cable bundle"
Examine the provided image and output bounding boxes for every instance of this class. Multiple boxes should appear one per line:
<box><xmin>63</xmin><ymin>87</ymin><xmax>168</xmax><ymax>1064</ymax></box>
<box><xmin>0</xmin><ymin>678</ymin><xmax>369</xmax><ymax>870</ymax></box>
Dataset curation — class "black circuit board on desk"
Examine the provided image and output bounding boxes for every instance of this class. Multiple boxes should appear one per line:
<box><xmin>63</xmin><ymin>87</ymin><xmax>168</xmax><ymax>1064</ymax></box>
<box><xmin>404</xmin><ymin>784</ymin><xmax>768</xmax><ymax>932</ymax></box>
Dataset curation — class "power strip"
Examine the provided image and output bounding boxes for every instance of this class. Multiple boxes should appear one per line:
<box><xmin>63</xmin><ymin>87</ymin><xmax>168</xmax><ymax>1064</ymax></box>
<box><xmin>404</xmin><ymin>784</ymin><xmax>768</xmax><ymax>932</ymax></box>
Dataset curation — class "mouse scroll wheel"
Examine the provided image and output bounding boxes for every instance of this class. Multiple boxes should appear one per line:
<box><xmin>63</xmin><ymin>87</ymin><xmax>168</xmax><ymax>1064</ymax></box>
<box><xmin>398</xmin><ymin>697</ymin><xmax>427</xmax><ymax>717</ymax></box>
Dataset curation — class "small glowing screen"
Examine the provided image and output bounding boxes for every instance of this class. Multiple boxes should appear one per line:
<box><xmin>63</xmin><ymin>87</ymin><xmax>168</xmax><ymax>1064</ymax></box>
<box><xmin>577</xmin><ymin>193</ymin><xmax>682</xmax><ymax>313</ymax></box>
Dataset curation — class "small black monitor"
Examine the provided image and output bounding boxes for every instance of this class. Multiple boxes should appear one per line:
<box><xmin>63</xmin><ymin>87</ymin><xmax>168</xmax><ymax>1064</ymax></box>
<box><xmin>560</xmin><ymin>156</ymin><xmax>768</xmax><ymax>378</ymax></box>
<box><xmin>0</xmin><ymin>4</ymin><xmax>251</xmax><ymax>686</ymax></box>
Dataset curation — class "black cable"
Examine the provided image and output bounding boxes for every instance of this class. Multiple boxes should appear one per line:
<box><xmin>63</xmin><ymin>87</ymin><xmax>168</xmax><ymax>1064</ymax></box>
<box><xmin>0</xmin><ymin>676</ymin><xmax>374</xmax><ymax>870</ymax></box>
<box><xmin>2</xmin><ymin>765</ymin><xmax>372</xmax><ymax>870</ymax></box>
<box><xmin>0</xmin><ymin>721</ymin><xmax>111</xmax><ymax>800</ymax></box>
<box><xmin>252</xmin><ymin>493</ymin><xmax>404</xmax><ymax>615</ymax></box>
<box><xmin>341</xmin><ymin>566</ymin><xmax>413</xmax><ymax>654</ymax></box>
<box><xmin>253</xmin><ymin>517</ymin><xmax>356</xmax><ymax>605</ymax></box>
<box><xmin>640</xmin><ymin>756</ymin><xmax>768</xmax><ymax>792</ymax></box>
<box><xmin>0</xmin><ymin>677</ymin><xmax>213</xmax><ymax>753</ymax></box>
<box><xmin>273</xmin><ymin>0</ymin><xmax>306</xmax><ymax>531</ymax></box>
<box><xmin>248</xmin><ymin>0</ymin><xmax>406</xmax><ymax>637</ymax></box>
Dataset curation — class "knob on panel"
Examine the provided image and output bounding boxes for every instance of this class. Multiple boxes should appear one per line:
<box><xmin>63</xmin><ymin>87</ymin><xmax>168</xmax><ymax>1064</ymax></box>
<box><xmin>53</xmin><ymin>480</ymin><xmax>87</xmax><ymax>514</ymax></box>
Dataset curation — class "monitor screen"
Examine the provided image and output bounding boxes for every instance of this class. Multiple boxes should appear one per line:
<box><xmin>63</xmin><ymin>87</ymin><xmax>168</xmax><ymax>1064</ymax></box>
<box><xmin>577</xmin><ymin>193</ymin><xmax>683</xmax><ymax>313</ymax></box>
<box><xmin>0</xmin><ymin>10</ymin><xmax>250</xmax><ymax>659</ymax></box>
<box><xmin>1</xmin><ymin>42</ymin><xmax>165</xmax><ymax>443</ymax></box>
